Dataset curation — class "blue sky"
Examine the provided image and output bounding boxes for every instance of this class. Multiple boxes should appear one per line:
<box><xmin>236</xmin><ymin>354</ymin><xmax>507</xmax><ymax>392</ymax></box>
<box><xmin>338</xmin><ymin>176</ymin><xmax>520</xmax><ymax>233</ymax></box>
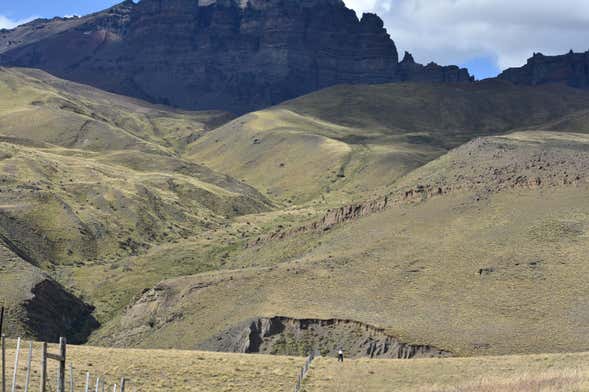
<box><xmin>0</xmin><ymin>1</ymin><xmax>120</xmax><ymax>21</ymax></box>
<box><xmin>3</xmin><ymin>0</ymin><xmax>587</xmax><ymax>80</ymax></box>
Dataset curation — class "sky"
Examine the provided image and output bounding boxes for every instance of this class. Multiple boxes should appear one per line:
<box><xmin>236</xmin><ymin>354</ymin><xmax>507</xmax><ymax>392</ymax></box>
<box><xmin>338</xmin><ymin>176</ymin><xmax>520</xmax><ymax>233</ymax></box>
<box><xmin>1</xmin><ymin>0</ymin><xmax>588</xmax><ymax>80</ymax></box>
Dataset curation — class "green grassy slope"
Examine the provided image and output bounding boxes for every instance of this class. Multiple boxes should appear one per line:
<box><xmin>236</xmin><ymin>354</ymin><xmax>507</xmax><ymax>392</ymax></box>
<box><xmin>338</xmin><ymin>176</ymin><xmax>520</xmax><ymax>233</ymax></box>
<box><xmin>98</xmin><ymin>131</ymin><xmax>589</xmax><ymax>357</ymax></box>
<box><xmin>185</xmin><ymin>80</ymin><xmax>589</xmax><ymax>205</ymax></box>
<box><xmin>0</xmin><ymin>68</ymin><xmax>272</xmax><ymax>335</ymax></box>
<box><xmin>0</xmin><ymin>67</ymin><xmax>232</xmax><ymax>153</ymax></box>
<box><xmin>5</xmin><ymin>66</ymin><xmax>589</xmax><ymax>360</ymax></box>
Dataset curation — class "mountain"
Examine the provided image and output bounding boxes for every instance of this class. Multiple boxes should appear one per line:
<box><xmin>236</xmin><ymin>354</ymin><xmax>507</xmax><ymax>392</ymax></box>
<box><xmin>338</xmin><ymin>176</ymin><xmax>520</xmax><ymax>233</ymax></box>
<box><xmin>398</xmin><ymin>51</ymin><xmax>472</xmax><ymax>83</ymax></box>
<box><xmin>94</xmin><ymin>80</ymin><xmax>589</xmax><ymax>356</ymax></box>
<box><xmin>0</xmin><ymin>0</ymin><xmax>471</xmax><ymax>113</ymax></box>
<box><xmin>499</xmin><ymin>50</ymin><xmax>589</xmax><ymax>88</ymax></box>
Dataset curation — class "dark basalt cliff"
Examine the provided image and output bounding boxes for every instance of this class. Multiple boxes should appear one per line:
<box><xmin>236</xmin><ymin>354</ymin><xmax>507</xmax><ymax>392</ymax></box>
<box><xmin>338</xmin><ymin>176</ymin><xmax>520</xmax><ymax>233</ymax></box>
<box><xmin>499</xmin><ymin>51</ymin><xmax>589</xmax><ymax>89</ymax></box>
<box><xmin>398</xmin><ymin>51</ymin><xmax>472</xmax><ymax>83</ymax></box>
<box><xmin>0</xmin><ymin>0</ymin><xmax>471</xmax><ymax>113</ymax></box>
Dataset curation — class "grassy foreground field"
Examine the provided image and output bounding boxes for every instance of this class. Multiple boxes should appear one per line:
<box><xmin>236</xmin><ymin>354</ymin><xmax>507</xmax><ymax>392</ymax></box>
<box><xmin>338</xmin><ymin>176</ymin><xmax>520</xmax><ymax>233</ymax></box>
<box><xmin>304</xmin><ymin>352</ymin><xmax>589</xmax><ymax>391</ymax></box>
<box><xmin>2</xmin><ymin>339</ymin><xmax>304</xmax><ymax>392</ymax></box>
<box><xmin>4</xmin><ymin>339</ymin><xmax>589</xmax><ymax>391</ymax></box>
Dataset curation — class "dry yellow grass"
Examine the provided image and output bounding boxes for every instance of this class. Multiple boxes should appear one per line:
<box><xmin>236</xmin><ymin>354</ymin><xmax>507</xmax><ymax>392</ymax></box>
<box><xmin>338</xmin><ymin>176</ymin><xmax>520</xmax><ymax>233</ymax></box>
<box><xmin>421</xmin><ymin>371</ymin><xmax>584</xmax><ymax>392</ymax></box>
<box><xmin>2</xmin><ymin>339</ymin><xmax>304</xmax><ymax>392</ymax></box>
<box><xmin>304</xmin><ymin>353</ymin><xmax>589</xmax><ymax>391</ymax></box>
<box><xmin>5</xmin><ymin>340</ymin><xmax>589</xmax><ymax>392</ymax></box>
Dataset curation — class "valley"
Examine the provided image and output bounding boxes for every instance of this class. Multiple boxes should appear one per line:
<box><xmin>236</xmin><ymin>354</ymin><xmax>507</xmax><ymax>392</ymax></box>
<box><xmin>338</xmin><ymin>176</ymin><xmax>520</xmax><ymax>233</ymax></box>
<box><xmin>3</xmin><ymin>66</ymin><xmax>589</xmax><ymax>361</ymax></box>
<box><xmin>1</xmin><ymin>1</ymin><xmax>589</xmax><ymax>390</ymax></box>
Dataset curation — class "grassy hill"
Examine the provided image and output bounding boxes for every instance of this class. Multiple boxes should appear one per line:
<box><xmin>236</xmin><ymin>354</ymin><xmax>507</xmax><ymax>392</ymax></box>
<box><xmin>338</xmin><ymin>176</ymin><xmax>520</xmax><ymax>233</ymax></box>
<box><xmin>0</xmin><ymin>68</ymin><xmax>272</xmax><ymax>335</ymax></box>
<box><xmin>186</xmin><ymin>80</ymin><xmax>589</xmax><ymax>205</ymax></box>
<box><xmin>0</xmin><ymin>67</ymin><xmax>232</xmax><ymax>153</ymax></box>
<box><xmin>2</xmin><ymin>339</ymin><xmax>304</xmax><ymax>392</ymax></box>
<box><xmin>0</xmin><ymin>243</ymin><xmax>98</xmax><ymax>343</ymax></box>
<box><xmin>97</xmin><ymin>130</ymin><xmax>589</xmax><ymax>357</ymax></box>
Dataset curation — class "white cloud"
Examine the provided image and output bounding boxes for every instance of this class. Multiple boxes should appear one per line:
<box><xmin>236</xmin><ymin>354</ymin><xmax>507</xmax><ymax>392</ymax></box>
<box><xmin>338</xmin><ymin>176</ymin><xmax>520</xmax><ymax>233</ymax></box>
<box><xmin>344</xmin><ymin>0</ymin><xmax>589</xmax><ymax>72</ymax></box>
<box><xmin>0</xmin><ymin>15</ymin><xmax>36</xmax><ymax>30</ymax></box>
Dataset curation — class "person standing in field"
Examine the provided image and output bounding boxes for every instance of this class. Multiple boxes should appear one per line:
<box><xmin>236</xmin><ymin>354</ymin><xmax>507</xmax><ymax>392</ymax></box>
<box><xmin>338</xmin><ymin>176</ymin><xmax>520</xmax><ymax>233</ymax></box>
<box><xmin>338</xmin><ymin>349</ymin><xmax>344</xmax><ymax>362</ymax></box>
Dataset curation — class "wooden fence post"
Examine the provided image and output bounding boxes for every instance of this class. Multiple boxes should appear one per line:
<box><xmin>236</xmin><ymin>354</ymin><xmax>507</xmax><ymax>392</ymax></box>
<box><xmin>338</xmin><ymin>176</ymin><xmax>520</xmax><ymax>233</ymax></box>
<box><xmin>58</xmin><ymin>338</ymin><xmax>66</xmax><ymax>392</ymax></box>
<box><xmin>11</xmin><ymin>337</ymin><xmax>20</xmax><ymax>392</ymax></box>
<box><xmin>84</xmin><ymin>371</ymin><xmax>90</xmax><ymax>392</ymax></box>
<box><xmin>24</xmin><ymin>341</ymin><xmax>32</xmax><ymax>392</ymax></box>
<box><xmin>69</xmin><ymin>364</ymin><xmax>74</xmax><ymax>392</ymax></box>
<box><xmin>1</xmin><ymin>334</ymin><xmax>5</xmax><ymax>392</ymax></box>
<box><xmin>95</xmin><ymin>377</ymin><xmax>100</xmax><ymax>392</ymax></box>
<box><xmin>40</xmin><ymin>342</ymin><xmax>47</xmax><ymax>392</ymax></box>
<box><xmin>119</xmin><ymin>378</ymin><xmax>125</xmax><ymax>392</ymax></box>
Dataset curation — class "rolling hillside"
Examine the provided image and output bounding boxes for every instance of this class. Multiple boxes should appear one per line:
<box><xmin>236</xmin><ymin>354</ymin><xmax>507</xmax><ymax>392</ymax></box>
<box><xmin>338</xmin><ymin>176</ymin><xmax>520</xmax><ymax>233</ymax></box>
<box><xmin>99</xmin><ymin>130</ymin><xmax>589</xmax><ymax>357</ymax></box>
<box><xmin>0</xmin><ymin>68</ymin><xmax>271</xmax><ymax>336</ymax></box>
<box><xmin>4</xmin><ymin>67</ymin><xmax>589</xmax><ymax>361</ymax></box>
<box><xmin>186</xmin><ymin>80</ymin><xmax>589</xmax><ymax>205</ymax></box>
<box><xmin>0</xmin><ymin>67</ymin><xmax>232</xmax><ymax>153</ymax></box>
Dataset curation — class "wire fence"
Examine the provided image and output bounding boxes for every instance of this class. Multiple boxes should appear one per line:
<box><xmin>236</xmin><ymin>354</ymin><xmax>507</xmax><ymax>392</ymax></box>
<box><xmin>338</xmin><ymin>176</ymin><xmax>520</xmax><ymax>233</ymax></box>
<box><xmin>1</xmin><ymin>306</ymin><xmax>321</xmax><ymax>392</ymax></box>
<box><xmin>294</xmin><ymin>350</ymin><xmax>317</xmax><ymax>392</ymax></box>
<box><xmin>1</xmin><ymin>335</ymin><xmax>129</xmax><ymax>392</ymax></box>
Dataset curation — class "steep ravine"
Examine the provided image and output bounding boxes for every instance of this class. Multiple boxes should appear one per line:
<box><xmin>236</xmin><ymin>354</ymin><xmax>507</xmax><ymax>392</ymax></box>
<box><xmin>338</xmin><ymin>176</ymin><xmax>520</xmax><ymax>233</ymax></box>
<box><xmin>201</xmin><ymin>317</ymin><xmax>451</xmax><ymax>359</ymax></box>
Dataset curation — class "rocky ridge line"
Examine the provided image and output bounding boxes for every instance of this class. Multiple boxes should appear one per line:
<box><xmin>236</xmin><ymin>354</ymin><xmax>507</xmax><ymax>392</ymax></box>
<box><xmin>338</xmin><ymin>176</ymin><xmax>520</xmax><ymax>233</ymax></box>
<box><xmin>0</xmin><ymin>0</ymin><xmax>471</xmax><ymax>113</ymax></box>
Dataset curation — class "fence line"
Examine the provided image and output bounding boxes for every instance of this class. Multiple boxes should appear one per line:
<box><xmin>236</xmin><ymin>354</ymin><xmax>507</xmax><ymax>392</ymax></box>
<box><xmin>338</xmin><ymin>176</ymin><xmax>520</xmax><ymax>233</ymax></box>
<box><xmin>1</xmin><ymin>306</ymin><xmax>5</xmax><ymax>392</ymax></box>
<box><xmin>0</xmin><ymin>335</ymin><xmax>129</xmax><ymax>392</ymax></box>
<box><xmin>24</xmin><ymin>342</ymin><xmax>32</xmax><ymax>392</ymax></box>
<box><xmin>294</xmin><ymin>351</ymin><xmax>318</xmax><ymax>392</ymax></box>
<box><xmin>10</xmin><ymin>337</ymin><xmax>19</xmax><ymax>392</ymax></box>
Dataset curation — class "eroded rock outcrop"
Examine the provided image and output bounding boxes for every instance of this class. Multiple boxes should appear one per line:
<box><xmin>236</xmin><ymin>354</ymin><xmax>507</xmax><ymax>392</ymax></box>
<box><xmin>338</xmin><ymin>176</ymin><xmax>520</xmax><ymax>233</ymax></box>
<box><xmin>202</xmin><ymin>316</ymin><xmax>451</xmax><ymax>358</ymax></box>
<box><xmin>0</xmin><ymin>0</ymin><xmax>471</xmax><ymax>113</ymax></box>
<box><xmin>399</xmin><ymin>51</ymin><xmax>473</xmax><ymax>83</ymax></box>
<box><xmin>23</xmin><ymin>279</ymin><xmax>100</xmax><ymax>344</ymax></box>
<box><xmin>0</xmin><ymin>242</ymin><xmax>99</xmax><ymax>343</ymax></box>
<box><xmin>499</xmin><ymin>51</ymin><xmax>589</xmax><ymax>88</ymax></box>
<box><xmin>250</xmin><ymin>132</ymin><xmax>589</xmax><ymax>247</ymax></box>
<box><xmin>248</xmin><ymin>197</ymin><xmax>390</xmax><ymax>247</ymax></box>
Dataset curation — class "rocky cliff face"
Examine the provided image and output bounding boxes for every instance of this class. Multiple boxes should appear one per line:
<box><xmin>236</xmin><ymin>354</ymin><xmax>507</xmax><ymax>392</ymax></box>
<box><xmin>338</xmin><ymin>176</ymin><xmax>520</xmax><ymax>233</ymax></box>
<box><xmin>499</xmin><ymin>51</ymin><xmax>589</xmax><ymax>88</ymax></box>
<box><xmin>0</xmin><ymin>243</ymin><xmax>99</xmax><ymax>344</ymax></box>
<box><xmin>0</xmin><ymin>0</ymin><xmax>471</xmax><ymax>113</ymax></box>
<box><xmin>398</xmin><ymin>51</ymin><xmax>473</xmax><ymax>83</ymax></box>
<box><xmin>202</xmin><ymin>316</ymin><xmax>451</xmax><ymax>358</ymax></box>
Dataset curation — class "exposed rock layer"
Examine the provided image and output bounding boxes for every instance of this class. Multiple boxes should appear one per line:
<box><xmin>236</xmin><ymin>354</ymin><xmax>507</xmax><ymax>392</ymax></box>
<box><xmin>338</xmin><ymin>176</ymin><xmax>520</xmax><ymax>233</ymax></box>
<box><xmin>250</xmin><ymin>131</ymin><xmax>589</xmax><ymax>247</ymax></box>
<box><xmin>499</xmin><ymin>51</ymin><xmax>589</xmax><ymax>89</ymax></box>
<box><xmin>0</xmin><ymin>0</ymin><xmax>471</xmax><ymax>113</ymax></box>
<box><xmin>202</xmin><ymin>316</ymin><xmax>451</xmax><ymax>358</ymax></box>
<box><xmin>398</xmin><ymin>51</ymin><xmax>472</xmax><ymax>83</ymax></box>
<box><xmin>0</xmin><ymin>242</ymin><xmax>99</xmax><ymax>343</ymax></box>
<box><xmin>23</xmin><ymin>279</ymin><xmax>100</xmax><ymax>344</ymax></box>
